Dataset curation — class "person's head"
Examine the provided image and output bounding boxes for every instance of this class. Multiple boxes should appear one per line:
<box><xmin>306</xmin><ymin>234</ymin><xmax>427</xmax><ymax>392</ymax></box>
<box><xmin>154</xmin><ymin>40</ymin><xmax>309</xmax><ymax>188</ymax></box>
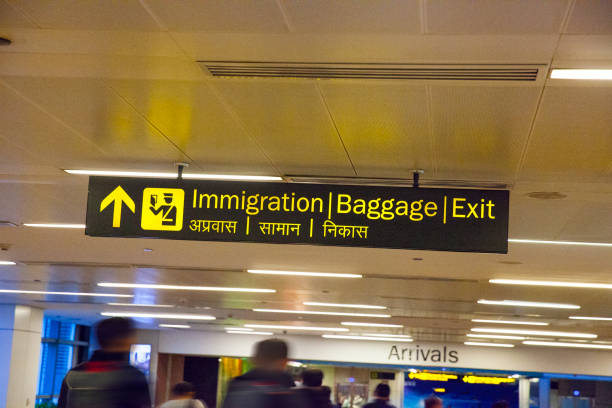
<box><xmin>253</xmin><ymin>338</ymin><xmax>289</xmax><ymax>370</ymax></box>
<box><xmin>321</xmin><ymin>385</ymin><xmax>332</xmax><ymax>400</ymax></box>
<box><xmin>492</xmin><ymin>401</ymin><xmax>510</xmax><ymax>408</ymax></box>
<box><xmin>171</xmin><ymin>382</ymin><xmax>196</xmax><ymax>400</ymax></box>
<box><xmin>374</xmin><ymin>383</ymin><xmax>391</xmax><ymax>400</ymax></box>
<box><xmin>425</xmin><ymin>395</ymin><xmax>443</xmax><ymax>408</ymax></box>
<box><xmin>302</xmin><ymin>369</ymin><xmax>324</xmax><ymax>387</ymax></box>
<box><xmin>95</xmin><ymin>317</ymin><xmax>136</xmax><ymax>352</ymax></box>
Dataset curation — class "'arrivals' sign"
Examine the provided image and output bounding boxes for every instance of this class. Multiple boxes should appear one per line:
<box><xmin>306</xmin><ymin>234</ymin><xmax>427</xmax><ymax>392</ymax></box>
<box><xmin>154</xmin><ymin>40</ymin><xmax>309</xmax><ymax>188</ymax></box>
<box><xmin>85</xmin><ymin>177</ymin><xmax>509</xmax><ymax>253</ymax></box>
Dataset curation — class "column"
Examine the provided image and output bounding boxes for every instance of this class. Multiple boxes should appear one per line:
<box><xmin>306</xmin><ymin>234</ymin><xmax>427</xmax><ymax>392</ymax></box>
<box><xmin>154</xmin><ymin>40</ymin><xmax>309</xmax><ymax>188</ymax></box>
<box><xmin>0</xmin><ymin>305</ymin><xmax>44</xmax><ymax>408</ymax></box>
<box><xmin>519</xmin><ymin>378</ymin><xmax>531</xmax><ymax>408</ymax></box>
<box><xmin>539</xmin><ymin>378</ymin><xmax>551</xmax><ymax>408</ymax></box>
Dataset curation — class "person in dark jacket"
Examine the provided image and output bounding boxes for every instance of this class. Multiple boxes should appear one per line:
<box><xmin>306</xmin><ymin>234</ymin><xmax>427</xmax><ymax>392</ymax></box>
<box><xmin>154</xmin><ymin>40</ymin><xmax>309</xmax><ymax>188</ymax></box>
<box><xmin>297</xmin><ymin>369</ymin><xmax>332</xmax><ymax>408</ymax></box>
<box><xmin>222</xmin><ymin>338</ymin><xmax>308</xmax><ymax>408</ymax></box>
<box><xmin>363</xmin><ymin>383</ymin><xmax>396</xmax><ymax>408</ymax></box>
<box><xmin>57</xmin><ymin>317</ymin><xmax>151</xmax><ymax>408</ymax></box>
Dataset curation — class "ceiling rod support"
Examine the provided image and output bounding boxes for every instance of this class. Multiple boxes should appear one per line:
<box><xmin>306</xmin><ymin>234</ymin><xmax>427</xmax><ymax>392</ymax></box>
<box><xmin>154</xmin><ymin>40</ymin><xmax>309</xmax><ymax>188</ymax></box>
<box><xmin>175</xmin><ymin>162</ymin><xmax>190</xmax><ymax>180</ymax></box>
<box><xmin>412</xmin><ymin>169</ymin><xmax>425</xmax><ymax>188</ymax></box>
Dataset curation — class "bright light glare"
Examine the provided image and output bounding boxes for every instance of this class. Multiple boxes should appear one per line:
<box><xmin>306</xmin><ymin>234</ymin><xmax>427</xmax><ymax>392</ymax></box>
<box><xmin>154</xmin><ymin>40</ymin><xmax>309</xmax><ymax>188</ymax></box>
<box><xmin>341</xmin><ymin>322</ymin><xmax>403</xmax><ymax>328</ymax></box>
<box><xmin>323</xmin><ymin>334</ymin><xmax>413</xmax><ymax>342</ymax></box>
<box><xmin>225</xmin><ymin>327</ymin><xmax>254</xmax><ymax>331</ymax></box>
<box><xmin>253</xmin><ymin>308</ymin><xmax>390</xmax><ymax>318</ymax></box>
<box><xmin>467</xmin><ymin>334</ymin><xmax>526</xmax><ymax>340</ymax></box>
<box><xmin>64</xmin><ymin>169</ymin><xmax>282</xmax><ymax>181</ymax></box>
<box><xmin>108</xmin><ymin>303</ymin><xmax>174</xmax><ymax>308</ymax></box>
<box><xmin>524</xmin><ymin>341</ymin><xmax>612</xmax><ymax>350</ymax></box>
<box><xmin>159</xmin><ymin>324</ymin><xmax>191</xmax><ymax>329</ymax></box>
<box><xmin>490</xmin><ymin>279</ymin><xmax>612</xmax><ymax>290</ymax></box>
<box><xmin>303</xmin><ymin>302</ymin><xmax>386</xmax><ymax>309</ymax></box>
<box><xmin>0</xmin><ymin>261</ymin><xmax>16</xmax><ymax>266</ymax></box>
<box><xmin>471</xmin><ymin>319</ymin><xmax>549</xmax><ymax>326</ymax></box>
<box><xmin>478</xmin><ymin>299</ymin><xmax>580</xmax><ymax>309</ymax></box>
<box><xmin>244</xmin><ymin>324</ymin><xmax>348</xmax><ymax>332</ymax></box>
<box><xmin>569</xmin><ymin>316</ymin><xmax>612</xmax><ymax>321</ymax></box>
<box><xmin>508</xmin><ymin>239</ymin><xmax>612</xmax><ymax>247</ymax></box>
<box><xmin>248</xmin><ymin>269</ymin><xmax>362</xmax><ymax>278</ymax></box>
<box><xmin>98</xmin><ymin>282</ymin><xmax>275</xmax><ymax>293</ymax></box>
<box><xmin>101</xmin><ymin>312</ymin><xmax>215</xmax><ymax>320</ymax></box>
<box><xmin>362</xmin><ymin>333</ymin><xmax>412</xmax><ymax>338</ymax></box>
<box><xmin>464</xmin><ymin>342</ymin><xmax>514</xmax><ymax>348</ymax></box>
<box><xmin>0</xmin><ymin>289</ymin><xmax>132</xmax><ymax>297</ymax></box>
<box><xmin>24</xmin><ymin>223</ymin><xmax>86</xmax><ymax>229</ymax></box>
<box><xmin>471</xmin><ymin>328</ymin><xmax>597</xmax><ymax>339</ymax></box>
<box><xmin>550</xmin><ymin>69</ymin><xmax>612</xmax><ymax>80</ymax></box>
<box><xmin>227</xmin><ymin>331</ymin><xmax>273</xmax><ymax>336</ymax></box>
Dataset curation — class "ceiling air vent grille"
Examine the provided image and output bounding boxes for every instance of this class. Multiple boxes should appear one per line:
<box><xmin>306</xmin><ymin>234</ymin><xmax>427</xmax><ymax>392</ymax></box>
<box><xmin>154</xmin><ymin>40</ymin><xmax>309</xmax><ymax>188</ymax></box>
<box><xmin>200</xmin><ymin>62</ymin><xmax>540</xmax><ymax>81</ymax></box>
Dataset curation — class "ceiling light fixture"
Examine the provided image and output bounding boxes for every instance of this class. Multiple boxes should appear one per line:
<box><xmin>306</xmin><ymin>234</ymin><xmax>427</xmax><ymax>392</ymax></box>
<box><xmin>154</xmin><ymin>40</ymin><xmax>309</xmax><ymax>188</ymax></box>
<box><xmin>244</xmin><ymin>324</ymin><xmax>349</xmax><ymax>332</ymax></box>
<box><xmin>490</xmin><ymin>279</ymin><xmax>612</xmax><ymax>290</ymax></box>
<box><xmin>341</xmin><ymin>322</ymin><xmax>403</xmax><ymax>328</ymax></box>
<box><xmin>508</xmin><ymin>239</ymin><xmax>612</xmax><ymax>248</ymax></box>
<box><xmin>225</xmin><ymin>327</ymin><xmax>254</xmax><ymax>331</ymax></box>
<box><xmin>303</xmin><ymin>302</ymin><xmax>386</xmax><ymax>309</ymax></box>
<box><xmin>523</xmin><ymin>341</ymin><xmax>612</xmax><ymax>350</ymax></box>
<box><xmin>253</xmin><ymin>308</ymin><xmax>390</xmax><ymax>318</ymax></box>
<box><xmin>477</xmin><ymin>299</ymin><xmax>580</xmax><ymax>309</ymax></box>
<box><xmin>464</xmin><ymin>342</ymin><xmax>515</xmax><ymax>348</ymax></box>
<box><xmin>467</xmin><ymin>334</ymin><xmax>526</xmax><ymax>340</ymax></box>
<box><xmin>159</xmin><ymin>324</ymin><xmax>191</xmax><ymax>329</ymax></box>
<box><xmin>550</xmin><ymin>69</ymin><xmax>612</xmax><ymax>80</ymax></box>
<box><xmin>24</xmin><ymin>223</ymin><xmax>86</xmax><ymax>229</ymax></box>
<box><xmin>101</xmin><ymin>312</ymin><xmax>214</xmax><ymax>320</ymax></box>
<box><xmin>362</xmin><ymin>333</ymin><xmax>412</xmax><ymax>338</ymax></box>
<box><xmin>247</xmin><ymin>269</ymin><xmax>362</xmax><ymax>278</ymax></box>
<box><xmin>0</xmin><ymin>261</ymin><xmax>16</xmax><ymax>266</ymax></box>
<box><xmin>0</xmin><ymin>289</ymin><xmax>132</xmax><ymax>297</ymax></box>
<box><xmin>471</xmin><ymin>328</ymin><xmax>597</xmax><ymax>339</ymax></box>
<box><xmin>227</xmin><ymin>330</ymin><xmax>273</xmax><ymax>336</ymax></box>
<box><xmin>569</xmin><ymin>316</ymin><xmax>612</xmax><ymax>321</ymax></box>
<box><xmin>471</xmin><ymin>319</ymin><xmax>549</xmax><ymax>326</ymax></box>
<box><xmin>108</xmin><ymin>303</ymin><xmax>174</xmax><ymax>308</ymax></box>
<box><xmin>323</xmin><ymin>334</ymin><xmax>413</xmax><ymax>342</ymax></box>
<box><xmin>64</xmin><ymin>169</ymin><xmax>282</xmax><ymax>182</ymax></box>
<box><xmin>98</xmin><ymin>282</ymin><xmax>275</xmax><ymax>293</ymax></box>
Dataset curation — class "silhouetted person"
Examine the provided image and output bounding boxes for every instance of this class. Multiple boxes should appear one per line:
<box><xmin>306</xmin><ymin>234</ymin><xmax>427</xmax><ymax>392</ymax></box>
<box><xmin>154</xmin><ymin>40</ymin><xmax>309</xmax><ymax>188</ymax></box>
<box><xmin>297</xmin><ymin>369</ymin><xmax>332</xmax><ymax>408</ymax></box>
<box><xmin>222</xmin><ymin>338</ymin><xmax>307</xmax><ymax>408</ymax></box>
<box><xmin>160</xmin><ymin>382</ymin><xmax>207</xmax><ymax>408</ymax></box>
<box><xmin>57</xmin><ymin>317</ymin><xmax>151</xmax><ymax>408</ymax></box>
<box><xmin>363</xmin><ymin>383</ymin><xmax>396</xmax><ymax>408</ymax></box>
<box><xmin>425</xmin><ymin>395</ymin><xmax>443</xmax><ymax>408</ymax></box>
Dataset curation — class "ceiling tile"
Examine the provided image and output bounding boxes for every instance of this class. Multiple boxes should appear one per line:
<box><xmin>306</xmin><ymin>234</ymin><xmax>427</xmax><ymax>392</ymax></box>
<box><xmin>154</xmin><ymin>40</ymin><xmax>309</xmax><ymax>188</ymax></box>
<box><xmin>565</xmin><ymin>0</ymin><xmax>612</xmax><ymax>34</ymax></box>
<box><xmin>0</xmin><ymin>0</ymin><xmax>37</xmax><ymax>28</ymax></box>
<box><xmin>555</xmin><ymin>34</ymin><xmax>612</xmax><ymax>62</ymax></box>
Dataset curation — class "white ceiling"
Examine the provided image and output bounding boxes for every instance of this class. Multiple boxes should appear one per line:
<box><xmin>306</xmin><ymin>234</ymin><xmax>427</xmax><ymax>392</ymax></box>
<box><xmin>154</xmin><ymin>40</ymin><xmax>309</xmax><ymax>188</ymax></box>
<box><xmin>0</xmin><ymin>0</ymin><xmax>611</xmax><ymax>347</ymax></box>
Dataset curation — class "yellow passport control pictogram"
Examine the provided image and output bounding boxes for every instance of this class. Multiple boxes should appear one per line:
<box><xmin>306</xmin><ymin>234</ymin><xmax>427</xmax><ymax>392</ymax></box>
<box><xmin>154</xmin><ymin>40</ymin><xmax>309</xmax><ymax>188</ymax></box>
<box><xmin>141</xmin><ymin>188</ymin><xmax>185</xmax><ymax>231</ymax></box>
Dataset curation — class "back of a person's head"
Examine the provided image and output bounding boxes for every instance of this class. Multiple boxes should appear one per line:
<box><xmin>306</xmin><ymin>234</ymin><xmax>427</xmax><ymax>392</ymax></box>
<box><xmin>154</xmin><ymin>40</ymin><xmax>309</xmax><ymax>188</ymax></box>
<box><xmin>302</xmin><ymin>369</ymin><xmax>324</xmax><ymax>387</ymax></box>
<box><xmin>172</xmin><ymin>381</ymin><xmax>195</xmax><ymax>397</ymax></box>
<box><xmin>95</xmin><ymin>317</ymin><xmax>135</xmax><ymax>350</ymax></box>
<box><xmin>254</xmin><ymin>338</ymin><xmax>288</xmax><ymax>365</ymax></box>
<box><xmin>425</xmin><ymin>395</ymin><xmax>443</xmax><ymax>408</ymax></box>
<box><xmin>492</xmin><ymin>401</ymin><xmax>510</xmax><ymax>408</ymax></box>
<box><xmin>374</xmin><ymin>383</ymin><xmax>391</xmax><ymax>399</ymax></box>
<box><xmin>321</xmin><ymin>385</ymin><xmax>332</xmax><ymax>399</ymax></box>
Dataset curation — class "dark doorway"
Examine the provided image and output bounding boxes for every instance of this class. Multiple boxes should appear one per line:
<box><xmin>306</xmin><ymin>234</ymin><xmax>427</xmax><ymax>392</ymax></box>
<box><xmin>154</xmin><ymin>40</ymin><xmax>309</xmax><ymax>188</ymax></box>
<box><xmin>184</xmin><ymin>356</ymin><xmax>220</xmax><ymax>408</ymax></box>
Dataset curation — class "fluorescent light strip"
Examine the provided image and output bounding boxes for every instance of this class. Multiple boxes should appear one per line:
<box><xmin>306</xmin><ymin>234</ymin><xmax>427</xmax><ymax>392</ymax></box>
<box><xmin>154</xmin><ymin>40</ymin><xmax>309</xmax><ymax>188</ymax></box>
<box><xmin>478</xmin><ymin>299</ymin><xmax>580</xmax><ymax>309</ymax></box>
<box><xmin>569</xmin><ymin>316</ymin><xmax>612</xmax><ymax>321</ymax></box>
<box><xmin>64</xmin><ymin>169</ymin><xmax>282</xmax><ymax>182</ymax></box>
<box><xmin>227</xmin><ymin>331</ymin><xmax>273</xmax><ymax>336</ymax></box>
<box><xmin>341</xmin><ymin>322</ymin><xmax>403</xmax><ymax>328</ymax></box>
<box><xmin>159</xmin><ymin>324</ymin><xmax>191</xmax><ymax>329</ymax></box>
<box><xmin>244</xmin><ymin>324</ymin><xmax>349</xmax><ymax>332</ymax></box>
<box><xmin>101</xmin><ymin>312</ymin><xmax>215</xmax><ymax>320</ymax></box>
<box><xmin>225</xmin><ymin>327</ymin><xmax>254</xmax><ymax>331</ymax></box>
<box><xmin>24</xmin><ymin>223</ymin><xmax>86</xmax><ymax>229</ymax></box>
<box><xmin>323</xmin><ymin>334</ymin><xmax>413</xmax><ymax>343</ymax></box>
<box><xmin>98</xmin><ymin>282</ymin><xmax>275</xmax><ymax>293</ymax></box>
<box><xmin>363</xmin><ymin>333</ymin><xmax>412</xmax><ymax>339</ymax></box>
<box><xmin>0</xmin><ymin>261</ymin><xmax>16</xmax><ymax>266</ymax></box>
<box><xmin>248</xmin><ymin>269</ymin><xmax>362</xmax><ymax>278</ymax></box>
<box><xmin>0</xmin><ymin>289</ymin><xmax>132</xmax><ymax>298</ymax></box>
<box><xmin>471</xmin><ymin>319</ymin><xmax>549</xmax><ymax>326</ymax></box>
<box><xmin>108</xmin><ymin>303</ymin><xmax>174</xmax><ymax>308</ymax></box>
<box><xmin>464</xmin><ymin>342</ymin><xmax>514</xmax><ymax>348</ymax></box>
<box><xmin>524</xmin><ymin>341</ymin><xmax>612</xmax><ymax>350</ymax></box>
<box><xmin>467</xmin><ymin>334</ymin><xmax>526</xmax><ymax>340</ymax></box>
<box><xmin>253</xmin><ymin>308</ymin><xmax>390</xmax><ymax>318</ymax></box>
<box><xmin>490</xmin><ymin>279</ymin><xmax>612</xmax><ymax>290</ymax></box>
<box><xmin>550</xmin><ymin>69</ymin><xmax>612</xmax><ymax>80</ymax></box>
<box><xmin>303</xmin><ymin>302</ymin><xmax>386</xmax><ymax>310</ymax></box>
<box><xmin>508</xmin><ymin>239</ymin><xmax>612</xmax><ymax>248</ymax></box>
<box><xmin>472</xmin><ymin>328</ymin><xmax>597</xmax><ymax>339</ymax></box>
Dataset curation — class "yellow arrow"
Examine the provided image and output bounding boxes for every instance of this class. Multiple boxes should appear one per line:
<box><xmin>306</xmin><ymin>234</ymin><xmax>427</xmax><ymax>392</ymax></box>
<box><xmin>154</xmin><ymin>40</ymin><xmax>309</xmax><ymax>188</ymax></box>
<box><xmin>100</xmin><ymin>186</ymin><xmax>136</xmax><ymax>228</ymax></box>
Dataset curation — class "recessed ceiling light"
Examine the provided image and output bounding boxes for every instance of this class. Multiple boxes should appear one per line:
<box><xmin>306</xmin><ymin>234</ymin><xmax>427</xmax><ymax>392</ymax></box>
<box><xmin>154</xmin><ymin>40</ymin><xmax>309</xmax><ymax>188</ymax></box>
<box><xmin>64</xmin><ymin>169</ymin><xmax>282</xmax><ymax>181</ymax></box>
<box><xmin>143</xmin><ymin>248</ymin><xmax>153</xmax><ymax>253</ymax></box>
<box><xmin>98</xmin><ymin>282</ymin><xmax>275</xmax><ymax>293</ymax></box>
<box><xmin>303</xmin><ymin>302</ymin><xmax>386</xmax><ymax>310</ymax></box>
<box><xmin>490</xmin><ymin>279</ymin><xmax>612</xmax><ymax>290</ymax></box>
<box><xmin>526</xmin><ymin>192</ymin><xmax>567</xmax><ymax>200</ymax></box>
<box><xmin>244</xmin><ymin>324</ymin><xmax>349</xmax><ymax>332</ymax></box>
<box><xmin>108</xmin><ymin>303</ymin><xmax>174</xmax><ymax>308</ymax></box>
<box><xmin>159</xmin><ymin>324</ymin><xmax>191</xmax><ymax>329</ymax></box>
<box><xmin>341</xmin><ymin>322</ymin><xmax>403</xmax><ymax>328</ymax></box>
<box><xmin>24</xmin><ymin>223</ymin><xmax>86</xmax><ymax>229</ymax></box>
<box><xmin>471</xmin><ymin>328</ymin><xmax>597</xmax><ymax>339</ymax></box>
<box><xmin>471</xmin><ymin>319</ymin><xmax>549</xmax><ymax>326</ymax></box>
<box><xmin>467</xmin><ymin>334</ymin><xmax>526</xmax><ymax>340</ymax></box>
<box><xmin>464</xmin><ymin>342</ymin><xmax>515</xmax><ymax>348</ymax></box>
<box><xmin>362</xmin><ymin>333</ymin><xmax>412</xmax><ymax>338</ymax></box>
<box><xmin>477</xmin><ymin>299</ymin><xmax>580</xmax><ymax>309</ymax></box>
<box><xmin>508</xmin><ymin>239</ymin><xmax>612</xmax><ymax>248</ymax></box>
<box><xmin>247</xmin><ymin>269</ymin><xmax>362</xmax><ymax>278</ymax></box>
<box><xmin>0</xmin><ymin>261</ymin><xmax>16</xmax><ymax>266</ymax></box>
<box><xmin>523</xmin><ymin>341</ymin><xmax>612</xmax><ymax>350</ymax></box>
<box><xmin>550</xmin><ymin>69</ymin><xmax>612</xmax><ymax>80</ymax></box>
<box><xmin>323</xmin><ymin>334</ymin><xmax>413</xmax><ymax>342</ymax></box>
<box><xmin>253</xmin><ymin>308</ymin><xmax>390</xmax><ymax>318</ymax></box>
<box><xmin>225</xmin><ymin>327</ymin><xmax>254</xmax><ymax>331</ymax></box>
<box><xmin>227</xmin><ymin>331</ymin><xmax>273</xmax><ymax>336</ymax></box>
<box><xmin>569</xmin><ymin>316</ymin><xmax>612</xmax><ymax>321</ymax></box>
<box><xmin>0</xmin><ymin>289</ymin><xmax>132</xmax><ymax>297</ymax></box>
<box><xmin>101</xmin><ymin>312</ymin><xmax>215</xmax><ymax>320</ymax></box>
